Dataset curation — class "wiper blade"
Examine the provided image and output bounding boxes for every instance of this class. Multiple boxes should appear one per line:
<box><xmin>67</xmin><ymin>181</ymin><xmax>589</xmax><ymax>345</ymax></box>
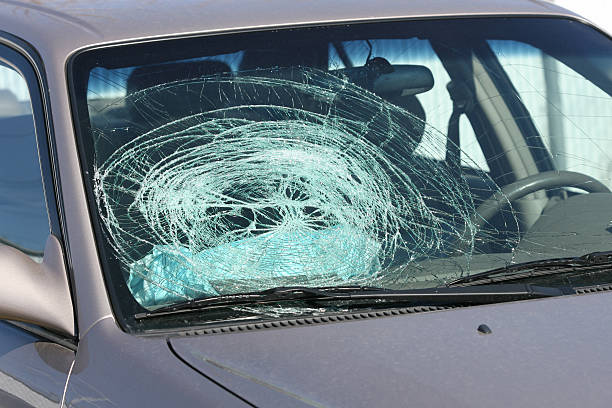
<box><xmin>134</xmin><ymin>284</ymin><xmax>569</xmax><ymax>319</ymax></box>
<box><xmin>447</xmin><ymin>250</ymin><xmax>612</xmax><ymax>287</ymax></box>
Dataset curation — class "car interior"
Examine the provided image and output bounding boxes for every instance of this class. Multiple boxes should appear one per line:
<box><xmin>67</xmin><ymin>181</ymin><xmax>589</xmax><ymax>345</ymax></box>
<box><xmin>82</xmin><ymin>19</ymin><xmax>612</xmax><ymax>302</ymax></box>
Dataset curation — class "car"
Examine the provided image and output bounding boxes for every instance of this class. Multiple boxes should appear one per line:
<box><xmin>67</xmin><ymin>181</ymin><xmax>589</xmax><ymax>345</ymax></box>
<box><xmin>0</xmin><ymin>0</ymin><xmax>611</xmax><ymax>406</ymax></box>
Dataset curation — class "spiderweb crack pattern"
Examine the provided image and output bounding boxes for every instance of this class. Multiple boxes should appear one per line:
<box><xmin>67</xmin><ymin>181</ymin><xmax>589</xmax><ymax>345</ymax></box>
<box><xmin>93</xmin><ymin>67</ymin><xmax>514</xmax><ymax>307</ymax></box>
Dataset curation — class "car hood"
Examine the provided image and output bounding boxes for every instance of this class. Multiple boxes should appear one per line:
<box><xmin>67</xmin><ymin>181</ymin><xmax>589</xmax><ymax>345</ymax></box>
<box><xmin>169</xmin><ymin>291</ymin><xmax>612</xmax><ymax>407</ymax></box>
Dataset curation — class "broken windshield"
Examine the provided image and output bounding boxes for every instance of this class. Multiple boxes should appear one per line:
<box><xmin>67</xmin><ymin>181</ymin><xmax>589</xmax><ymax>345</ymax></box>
<box><xmin>70</xmin><ymin>17</ymin><xmax>612</xmax><ymax>328</ymax></box>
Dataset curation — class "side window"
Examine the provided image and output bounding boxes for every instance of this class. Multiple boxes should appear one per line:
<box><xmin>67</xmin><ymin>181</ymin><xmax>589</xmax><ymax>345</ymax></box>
<box><xmin>0</xmin><ymin>62</ymin><xmax>49</xmax><ymax>258</ymax></box>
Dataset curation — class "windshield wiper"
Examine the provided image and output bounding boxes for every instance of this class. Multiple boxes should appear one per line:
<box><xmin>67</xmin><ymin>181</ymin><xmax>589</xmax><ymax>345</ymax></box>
<box><xmin>446</xmin><ymin>250</ymin><xmax>612</xmax><ymax>287</ymax></box>
<box><xmin>134</xmin><ymin>283</ymin><xmax>570</xmax><ymax>319</ymax></box>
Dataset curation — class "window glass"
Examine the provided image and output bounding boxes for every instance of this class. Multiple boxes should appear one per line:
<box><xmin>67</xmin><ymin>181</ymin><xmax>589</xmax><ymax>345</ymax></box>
<box><xmin>0</xmin><ymin>63</ymin><xmax>48</xmax><ymax>257</ymax></box>
<box><xmin>489</xmin><ymin>40</ymin><xmax>612</xmax><ymax>188</ymax></box>
<box><xmin>333</xmin><ymin>39</ymin><xmax>489</xmax><ymax>170</ymax></box>
<box><xmin>70</xmin><ymin>18</ymin><xmax>612</xmax><ymax>330</ymax></box>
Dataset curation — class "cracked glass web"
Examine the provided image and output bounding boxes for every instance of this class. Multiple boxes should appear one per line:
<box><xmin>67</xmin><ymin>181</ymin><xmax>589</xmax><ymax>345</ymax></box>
<box><xmin>92</xmin><ymin>67</ymin><xmax>516</xmax><ymax>307</ymax></box>
<box><xmin>74</xmin><ymin>19</ymin><xmax>612</xmax><ymax>322</ymax></box>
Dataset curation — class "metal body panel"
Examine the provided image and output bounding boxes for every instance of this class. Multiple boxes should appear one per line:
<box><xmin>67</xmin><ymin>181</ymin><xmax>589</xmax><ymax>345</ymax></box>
<box><xmin>0</xmin><ymin>237</ymin><xmax>74</xmax><ymax>336</ymax></box>
<box><xmin>63</xmin><ymin>317</ymin><xmax>251</xmax><ymax>407</ymax></box>
<box><xmin>170</xmin><ymin>291</ymin><xmax>612</xmax><ymax>408</ymax></box>
<box><xmin>0</xmin><ymin>321</ymin><xmax>73</xmax><ymax>407</ymax></box>
<box><xmin>0</xmin><ymin>0</ymin><xmax>581</xmax><ymax>59</ymax></box>
<box><xmin>0</xmin><ymin>0</ymin><xmax>589</xmax><ymax>345</ymax></box>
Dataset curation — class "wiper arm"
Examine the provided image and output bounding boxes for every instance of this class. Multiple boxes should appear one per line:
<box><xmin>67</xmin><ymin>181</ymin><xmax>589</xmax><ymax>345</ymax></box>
<box><xmin>447</xmin><ymin>250</ymin><xmax>612</xmax><ymax>287</ymax></box>
<box><xmin>135</xmin><ymin>284</ymin><xmax>569</xmax><ymax>319</ymax></box>
<box><xmin>135</xmin><ymin>285</ymin><xmax>382</xmax><ymax>319</ymax></box>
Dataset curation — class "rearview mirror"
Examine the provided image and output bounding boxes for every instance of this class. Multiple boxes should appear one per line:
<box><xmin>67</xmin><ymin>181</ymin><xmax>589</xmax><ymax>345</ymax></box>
<box><xmin>334</xmin><ymin>60</ymin><xmax>435</xmax><ymax>96</ymax></box>
<box><xmin>0</xmin><ymin>236</ymin><xmax>74</xmax><ymax>336</ymax></box>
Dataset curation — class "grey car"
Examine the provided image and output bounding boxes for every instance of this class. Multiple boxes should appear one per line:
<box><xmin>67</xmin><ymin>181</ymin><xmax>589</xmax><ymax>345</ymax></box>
<box><xmin>0</xmin><ymin>0</ymin><xmax>612</xmax><ymax>406</ymax></box>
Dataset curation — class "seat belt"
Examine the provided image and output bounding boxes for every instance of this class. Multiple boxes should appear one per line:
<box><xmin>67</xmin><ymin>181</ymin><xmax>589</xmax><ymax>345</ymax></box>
<box><xmin>446</xmin><ymin>81</ymin><xmax>474</xmax><ymax>171</ymax></box>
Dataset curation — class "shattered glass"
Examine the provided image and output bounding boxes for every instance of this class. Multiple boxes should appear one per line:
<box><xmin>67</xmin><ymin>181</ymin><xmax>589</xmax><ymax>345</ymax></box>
<box><xmin>93</xmin><ymin>68</ymin><xmax>511</xmax><ymax>307</ymax></box>
<box><xmin>75</xmin><ymin>18</ymin><xmax>612</xmax><ymax>314</ymax></box>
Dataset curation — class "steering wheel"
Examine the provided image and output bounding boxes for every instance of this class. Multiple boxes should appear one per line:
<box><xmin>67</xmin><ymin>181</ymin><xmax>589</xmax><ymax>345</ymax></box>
<box><xmin>473</xmin><ymin>170</ymin><xmax>610</xmax><ymax>229</ymax></box>
<box><xmin>452</xmin><ymin>171</ymin><xmax>610</xmax><ymax>252</ymax></box>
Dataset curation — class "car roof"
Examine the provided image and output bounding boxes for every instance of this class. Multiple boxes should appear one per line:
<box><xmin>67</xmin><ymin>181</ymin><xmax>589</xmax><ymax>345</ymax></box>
<box><xmin>0</xmin><ymin>0</ymin><xmax>582</xmax><ymax>61</ymax></box>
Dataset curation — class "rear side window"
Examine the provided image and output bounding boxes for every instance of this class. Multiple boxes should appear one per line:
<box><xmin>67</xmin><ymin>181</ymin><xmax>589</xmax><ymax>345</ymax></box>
<box><xmin>0</xmin><ymin>62</ymin><xmax>48</xmax><ymax>257</ymax></box>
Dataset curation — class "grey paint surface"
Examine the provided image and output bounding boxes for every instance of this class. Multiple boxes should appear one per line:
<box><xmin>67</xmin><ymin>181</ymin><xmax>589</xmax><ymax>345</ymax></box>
<box><xmin>0</xmin><ymin>321</ymin><xmax>73</xmax><ymax>407</ymax></box>
<box><xmin>64</xmin><ymin>317</ymin><xmax>250</xmax><ymax>407</ymax></box>
<box><xmin>0</xmin><ymin>0</ymin><xmax>581</xmax><ymax>58</ymax></box>
<box><xmin>171</xmin><ymin>291</ymin><xmax>612</xmax><ymax>408</ymax></box>
<box><xmin>0</xmin><ymin>236</ymin><xmax>74</xmax><ymax>336</ymax></box>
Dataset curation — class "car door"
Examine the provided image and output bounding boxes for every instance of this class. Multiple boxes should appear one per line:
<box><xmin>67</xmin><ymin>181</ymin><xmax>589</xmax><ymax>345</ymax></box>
<box><xmin>0</xmin><ymin>39</ymin><xmax>75</xmax><ymax>407</ymax></box>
